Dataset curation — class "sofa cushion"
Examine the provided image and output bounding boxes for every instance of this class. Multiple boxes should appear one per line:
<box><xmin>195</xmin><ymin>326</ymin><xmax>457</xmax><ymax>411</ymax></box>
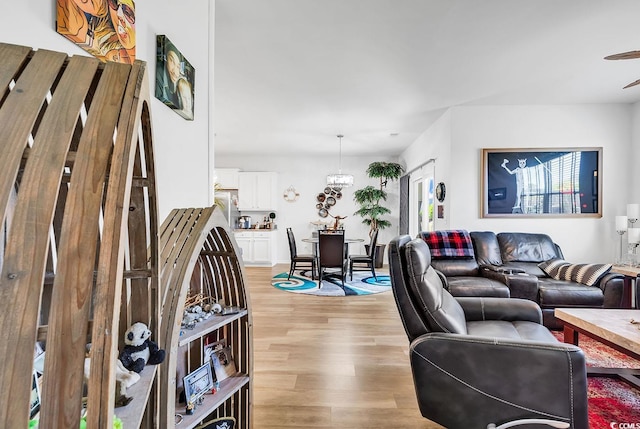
<box><xmin>447</xmin><ymin>277</ymin><xmax>510</xmax><ymax>298</ymax></box>
<box><xmin>419</xmin><ymin>230</ymin><xmax>474</xmax><ymax>259</ymax></box>
<box><xmin>497</xmin><ymin>232</ymin><xmax>559</xmax><ymax>263</ymax></box>
<box><xmin>538</xmin><ymin>259</ymin><xmax>612</xmax><ymax>287</ymax></box>
<box><xmin>538</xmin><ymin>279</ymin><xmax>604</xmax><ymax>307</ymax></box>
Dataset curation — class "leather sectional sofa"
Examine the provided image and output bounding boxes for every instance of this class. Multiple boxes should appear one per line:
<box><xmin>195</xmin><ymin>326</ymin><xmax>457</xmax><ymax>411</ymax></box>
<box><xmin>419</xmin><ymin>230</ymin><xmax>624</xmax><ymax>329</ymax></box>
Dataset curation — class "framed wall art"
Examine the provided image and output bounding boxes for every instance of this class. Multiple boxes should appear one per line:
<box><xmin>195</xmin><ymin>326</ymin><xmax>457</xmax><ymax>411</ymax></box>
<box><xmin>155</xmin><ymin>35</ymin><xmax>195</xmax><ymax>120</ymax></box>
<box><xmin>56</xmin><ymin>0</ymin><xmax>136</xmax><ymax>64</ymax></box>
<box><xmin>481</xmin><ymin>147</ymin><xmax>602</xmax><ymax>218</ymax></box>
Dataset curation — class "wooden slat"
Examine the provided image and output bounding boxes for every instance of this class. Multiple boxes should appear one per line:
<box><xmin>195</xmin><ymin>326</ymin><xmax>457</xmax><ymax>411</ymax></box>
<box><xmin>0</xmin><ymin>48</ymin><xmax>68</xmax><ymax>238</ymax></box>
<box><xmin>39</xmin><ymin>61</ymin><xmax>132</xmax><ymax>429</ymax></box>
<box><xmin>0</xmin><ymin>53</ymin><xmax>98</xmax><ymax>429</ymax></box>
<box><xmin>86</xmin><ymin>60</ymin><xmax>152</xmax><ymax>429</ymax></box>
<box><xmin>0</xmin><ymin>43</ymin><xmax>31</xmax><ymax>98</ymax></box>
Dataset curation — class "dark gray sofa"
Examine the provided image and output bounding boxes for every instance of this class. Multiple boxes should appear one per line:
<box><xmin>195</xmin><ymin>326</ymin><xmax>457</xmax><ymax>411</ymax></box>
<box><xmin>419</xmin><ymin>230</ymin><xmax>624</xmax><ymax>330</ymax></box>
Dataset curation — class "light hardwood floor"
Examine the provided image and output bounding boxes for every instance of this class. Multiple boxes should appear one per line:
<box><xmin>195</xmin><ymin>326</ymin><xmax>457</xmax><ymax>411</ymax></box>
<box><xmin>245</xmin><ymin>264</ymin><xmax>443</xmax><ymax>429</ymax></box>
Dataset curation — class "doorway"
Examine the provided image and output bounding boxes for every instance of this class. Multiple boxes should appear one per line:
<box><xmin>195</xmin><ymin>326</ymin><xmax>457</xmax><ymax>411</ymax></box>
<box><xmin>409</xmin><ymin>162</ymin><xmax>435</xmax><ymax>237</ymax></box>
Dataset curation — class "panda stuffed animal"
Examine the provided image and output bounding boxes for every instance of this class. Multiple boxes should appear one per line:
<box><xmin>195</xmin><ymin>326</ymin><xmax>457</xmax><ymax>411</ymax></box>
<box><xmin>119</xmin><ymin>322</ymin><xmax>166</xmax><ymax>373</ymax></box>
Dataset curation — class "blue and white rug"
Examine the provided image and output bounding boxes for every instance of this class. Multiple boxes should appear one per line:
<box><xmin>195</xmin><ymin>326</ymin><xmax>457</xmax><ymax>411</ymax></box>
<box><xmin>271</xmin><ymin>271</ymin><xmax>391</xmax><ymax>296</ymax></box>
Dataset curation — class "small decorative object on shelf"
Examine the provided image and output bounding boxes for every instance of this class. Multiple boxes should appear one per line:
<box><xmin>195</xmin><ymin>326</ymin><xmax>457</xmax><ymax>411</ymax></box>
<box><xmin>118</xmin><ymin>322</ymin><xmax>166</xmax><ymax>374</ymax></box>
<box><xmin>195</xmin><ymin>416</ymin><xmax>236</xmax><ymax>429</ymax></box>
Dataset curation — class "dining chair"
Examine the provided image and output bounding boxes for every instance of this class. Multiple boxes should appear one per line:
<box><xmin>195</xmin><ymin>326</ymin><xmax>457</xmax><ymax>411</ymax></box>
<box><xmin>349</xmin><ymin>228</ymin><xmax>378</xmax><ymax>280</ymax></box>
<box><xmin>286</xmin><ymin>227</ymin><xmax>317</xmax><ymax>280</ymax></box>
<box><xmin>318</xmin><ymin>230</ymin><xmax>346</xmax><ymax>287</ymax></box>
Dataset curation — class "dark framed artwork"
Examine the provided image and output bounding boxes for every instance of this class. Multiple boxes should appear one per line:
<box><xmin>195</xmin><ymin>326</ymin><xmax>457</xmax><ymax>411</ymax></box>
<box><xmin>56</xmin><ymin>0</ymin><xmax>136</xmax><ymax>64</ymax></box>
<box><xmin>155</xmin><ymin>35</ymin><xmax>195</xmax><ymax>120</ymax></box>
<box><xmin>481</xmin><ymin>147</ymin><xmax>602</xmax><ymax>218</ymax></box>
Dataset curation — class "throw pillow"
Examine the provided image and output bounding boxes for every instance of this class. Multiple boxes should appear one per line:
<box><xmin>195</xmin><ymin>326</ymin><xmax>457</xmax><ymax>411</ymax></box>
<box><xmin>538</xmin><ymin>259</ymin><xmax>612</xmax><ymax>287</ymax></box>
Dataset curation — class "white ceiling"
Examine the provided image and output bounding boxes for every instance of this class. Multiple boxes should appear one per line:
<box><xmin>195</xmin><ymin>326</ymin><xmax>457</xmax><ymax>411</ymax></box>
<box><xmin>213</xmin><ymin>0</ymin><xmax>640</xmax><ymax>157</ymax></box>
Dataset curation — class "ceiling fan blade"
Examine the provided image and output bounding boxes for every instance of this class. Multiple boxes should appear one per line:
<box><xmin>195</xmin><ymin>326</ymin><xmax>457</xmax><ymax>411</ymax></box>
<box><xmin>605</xmin><ymin>50</ymin><xmax>640</xmax><ymax>60</ymax></box>
<box><xmin>623</xmin><ymin>78</ymin><xmax>640</xmax><ymax>89</ymax></box>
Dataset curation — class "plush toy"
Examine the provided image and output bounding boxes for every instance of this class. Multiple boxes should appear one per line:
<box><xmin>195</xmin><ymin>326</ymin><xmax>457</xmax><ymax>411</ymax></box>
<box><xmin>118</xmin><ymin>322</ymin><xmax>165</xmax><ymax>373</ymax></box>
<box><xmin>84</xmin><ymin>357</ymin><xmax>140</xmax><ymax>407</ymax></box>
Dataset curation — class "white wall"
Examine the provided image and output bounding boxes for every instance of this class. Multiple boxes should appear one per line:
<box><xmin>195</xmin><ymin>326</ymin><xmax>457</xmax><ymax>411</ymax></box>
<box><xmin>215</xmin><ymin>154</ymin><xmax>401</xmax><ymax>263</ymax></box>
<box><xmin>399</xmin><ymin>109</ymin><xmax>452</xmax><ymax>231</ymax></box>
<box><xmin>0</xmin><ymin>0</ymin><xmax>213</xmax><ymax>222</ymax></box>
<box><xmin>402</xmin><ymin>104</ymin><xmax>634</xmax><ymax>263</ymax></box>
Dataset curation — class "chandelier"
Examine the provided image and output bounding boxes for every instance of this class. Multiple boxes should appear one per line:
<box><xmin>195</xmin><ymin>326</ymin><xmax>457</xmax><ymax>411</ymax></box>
<box><xmin>326</xmin><ymin>134</ymin><xmax>354</xmax><ymax>187</ymax></box>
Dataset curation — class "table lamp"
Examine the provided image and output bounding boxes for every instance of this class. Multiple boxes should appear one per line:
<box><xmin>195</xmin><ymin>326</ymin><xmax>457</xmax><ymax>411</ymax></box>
<box><xmin>628</xmin><ymin>227</ymin><xmax>640</xmax><ymax>266</ymax></box>
<box><xmin>616</xmin><ymin>215</ymin><xmax>628</xmax><ymax>264</ymax></box>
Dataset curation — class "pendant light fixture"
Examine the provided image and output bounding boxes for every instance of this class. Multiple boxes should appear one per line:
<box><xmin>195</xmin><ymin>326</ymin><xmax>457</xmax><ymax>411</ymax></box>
<box><xmin>326</xmin><ymin>134</ymin><xmax>354</xmax><ymax>187</ymax></box>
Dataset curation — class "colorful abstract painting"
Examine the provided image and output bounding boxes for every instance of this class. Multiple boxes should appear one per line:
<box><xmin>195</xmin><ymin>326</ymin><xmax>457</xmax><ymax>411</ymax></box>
<box><xmin>56</xmin><ymin>0</ymin><xmax>136</xmax><ymax>64</ymax></box>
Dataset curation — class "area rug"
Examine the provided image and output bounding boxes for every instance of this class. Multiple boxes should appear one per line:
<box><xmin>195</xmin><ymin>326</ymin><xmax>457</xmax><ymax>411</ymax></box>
<box><xmin>551</xmin><ymin>331</ymin><xmax>640</xmax><ymax>426</ymax></box>
<box><xmin>271</xmin><ymin>271</ymin><xmax>391</xmax><ymax>296</ymax></box>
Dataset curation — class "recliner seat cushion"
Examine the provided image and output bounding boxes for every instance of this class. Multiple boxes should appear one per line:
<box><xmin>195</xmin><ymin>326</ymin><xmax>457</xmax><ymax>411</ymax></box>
<box><xmin>466</xmin><ymin>320</ymin><xmax>557</xmax><ymax>342</ymax></box>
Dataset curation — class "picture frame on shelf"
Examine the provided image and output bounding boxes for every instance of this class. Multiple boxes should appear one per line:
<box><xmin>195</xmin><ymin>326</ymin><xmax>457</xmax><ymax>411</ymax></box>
<box><xmin>183</xmin><ymin>362</ymin><xmax>214</xmax><ymax>405</ymax></box>
<box><xmin>30</xmin><ymin>370</ymin><xmax>40</xmax><ymax>419</ymax></box>
<box><xmin>481</xmin><ymin>147</ymin><xmax>602</xmax><ymax>218</ymax></box>
<box><xmin>211</xmin><ymin>345</ymin><xmax>237</xmax><ymax>382</ymax></box>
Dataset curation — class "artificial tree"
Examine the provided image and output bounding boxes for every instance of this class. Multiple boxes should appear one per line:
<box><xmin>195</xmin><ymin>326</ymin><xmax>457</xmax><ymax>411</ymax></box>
<box><xmin>353</xmin><ymin>161</ymin><xmax>404</xmax><ymax>266</ymax></box>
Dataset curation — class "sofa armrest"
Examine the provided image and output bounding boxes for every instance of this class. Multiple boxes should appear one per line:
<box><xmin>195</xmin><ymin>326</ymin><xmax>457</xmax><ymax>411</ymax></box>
<box><xmin>457</xmin><ymin>297</ymin><xmax>542</xmax><ymax>324</ymax></box>
<box><xmin>597</xmin><ymin>272</ymin><xmax>625</xmax><ymax>307</ymax></box>
<box><xmin>504</xmin><ymin>273</ymin><xmax>539</xmax><ymax>302</ymax></box>
<box><xmin>409</xmin><ymin>333</ymin><xmax>587</xmax><ymax>428</ymax></box>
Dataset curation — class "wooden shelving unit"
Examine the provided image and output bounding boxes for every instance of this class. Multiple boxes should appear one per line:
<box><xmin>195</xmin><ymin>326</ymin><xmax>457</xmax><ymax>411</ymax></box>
<box><xmin>0</xmin><ymin>42</ymin><xmax>159</xmax><ymax>429</ymax></box>
<box><xmin>158</xmin><ymin>207</ymin><xmax>253</xmax><ymax>429</ymax></box>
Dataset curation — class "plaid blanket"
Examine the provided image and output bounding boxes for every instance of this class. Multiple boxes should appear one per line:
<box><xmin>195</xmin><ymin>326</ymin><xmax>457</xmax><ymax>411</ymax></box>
<box><xmin>418</xmin><ymin>230</ymin><xmax>475</xmax><ymax>259</ymax></box>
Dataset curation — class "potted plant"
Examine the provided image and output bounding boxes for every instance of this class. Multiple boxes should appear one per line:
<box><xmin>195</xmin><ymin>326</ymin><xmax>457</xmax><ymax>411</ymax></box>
<box><xmin>353</xmin><ymin>161</ymin><xmax>404</xmax><ymax>267</ymax></box>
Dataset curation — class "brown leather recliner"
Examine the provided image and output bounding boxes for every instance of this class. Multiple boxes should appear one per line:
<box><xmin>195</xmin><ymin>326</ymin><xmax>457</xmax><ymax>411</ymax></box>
<box><xmin>389</xmin><ymin>235</ymin><xmax>588</xmax><ymax>428</ymax></box>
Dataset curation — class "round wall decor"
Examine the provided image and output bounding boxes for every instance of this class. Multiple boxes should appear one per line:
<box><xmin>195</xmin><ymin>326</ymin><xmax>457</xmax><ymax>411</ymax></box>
<box><xmin>283</xmin><ymin>186</ymin><xmax>300</xmax><ymax>202</ymax></box>
<box><xmin>436</xmin><ymin>182</ymin><xmax>446</xmax><ymax>202</ymax></box>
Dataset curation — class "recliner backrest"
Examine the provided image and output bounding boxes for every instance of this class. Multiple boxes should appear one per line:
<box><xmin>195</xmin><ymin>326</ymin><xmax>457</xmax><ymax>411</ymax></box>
<box><xmin>388</xmin><ymin>235</ymin><xmax>430</xmax><ymax>341</ymax></box>
<box><xmin>470</xmin><ymin>231</ymin><xmax>502</xmax><ymax>266</ymax></box>
<box><xmin>404</xmin><ymin>238</ymin><xmax>468</xmax><ymax>335</ymax></box>
<box><xmin>497</xmin><ymin>232</ymin><xmax>560</xmax><ymax>263</ymax></box>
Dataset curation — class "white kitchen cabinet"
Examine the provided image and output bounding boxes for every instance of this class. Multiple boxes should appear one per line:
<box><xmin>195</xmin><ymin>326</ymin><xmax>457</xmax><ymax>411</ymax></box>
<box><xmin>215</xmin><ymin>168</ymin><xmax>240</xmax><ymax>189</ymax></box>
<box><xmin>234</xmin><ymin>230</ymin><xmax>277</xmax><ymax>266</ymax></box>
<box><xmin>237</xmin><ymin>172</ymin><xmax>277</xmax><ymax>211</ymax></box>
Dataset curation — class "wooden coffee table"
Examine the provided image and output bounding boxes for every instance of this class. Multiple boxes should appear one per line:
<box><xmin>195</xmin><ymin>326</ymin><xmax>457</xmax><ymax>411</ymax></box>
<box><xmin>555</xmin><ymin>308</ymin><xmax>640</xmax><ymax>389</ymax></box>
